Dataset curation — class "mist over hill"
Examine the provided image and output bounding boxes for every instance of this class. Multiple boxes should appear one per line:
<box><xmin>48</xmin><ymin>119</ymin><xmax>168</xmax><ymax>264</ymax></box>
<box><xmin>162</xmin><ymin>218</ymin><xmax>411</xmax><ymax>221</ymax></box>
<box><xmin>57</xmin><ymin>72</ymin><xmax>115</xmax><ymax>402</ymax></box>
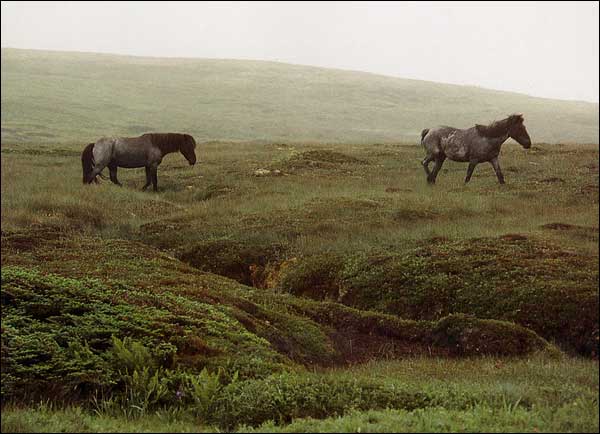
<box><xmin>1</xmin><ymin>48</ymin><xmax>598</xmax><ymax>145</ymax></box>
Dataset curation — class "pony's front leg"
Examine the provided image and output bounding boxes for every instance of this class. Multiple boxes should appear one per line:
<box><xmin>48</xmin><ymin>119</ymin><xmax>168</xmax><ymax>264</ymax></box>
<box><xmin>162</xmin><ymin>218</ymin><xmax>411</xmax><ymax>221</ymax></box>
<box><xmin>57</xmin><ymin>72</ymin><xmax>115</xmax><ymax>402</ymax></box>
<box><xmin>142</xmin><ymin>166</ymin><xmax>152</xmax><ymax>191</ymax></box>
<box><xmin>144</xmin><ymin>165</ymin><xmax>159</xmax><ymax>192</ymax></box>
<box><xmin>490</xmin><ymin>157</ymin><xmax>505</xmax><ymax>184</ymax></box>
<box><xmin>152</xmin><ymin>167</ymin><xmax>158</xmax><ymax>192</ymax></box>
<box><xmin>464</xmin><ymin>161</ymin><xmax>478</xmax><ymax>184</ymax></box>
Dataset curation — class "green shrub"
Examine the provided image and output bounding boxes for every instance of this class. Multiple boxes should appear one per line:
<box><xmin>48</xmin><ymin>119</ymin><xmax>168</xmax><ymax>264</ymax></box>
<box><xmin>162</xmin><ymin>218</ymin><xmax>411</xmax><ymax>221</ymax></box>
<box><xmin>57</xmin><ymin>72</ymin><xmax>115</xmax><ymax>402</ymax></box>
<box><xmin>211</xmin><ymin>372</ymin><xmax>431</xmax><ymax>429</ymax></box>
<box><xmin>109</xmin><ymin>336</ymin><xmax>158</xmax><ymax>375</ymax></box>
<box><xmin>0</xmin><ymin>266</ymin><xmax>284</xmax><ymax>403</ymax></box>
<box><xmin>277</xmin><ymin>253</ymin><xmax>344</xmax><ymax>301</ymax></box>
<box><xmin>430</xmin><ymin>314</ymin><xmax>549</xmax><ymax>356</ymax></box>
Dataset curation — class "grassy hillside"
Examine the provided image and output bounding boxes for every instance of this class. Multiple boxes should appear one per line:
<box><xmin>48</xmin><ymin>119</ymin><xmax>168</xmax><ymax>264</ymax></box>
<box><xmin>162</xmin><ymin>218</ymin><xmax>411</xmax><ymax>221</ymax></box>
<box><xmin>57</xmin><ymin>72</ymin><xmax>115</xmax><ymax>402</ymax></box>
<box><xmin>1</xmin><ymin>47</ymin><xmax>598</xmax><ymax>145</ymax></box>
<box><xmin>1</xmin><ymin>49</ymin><xmax>598</xmax><ymax>431</ymax></box>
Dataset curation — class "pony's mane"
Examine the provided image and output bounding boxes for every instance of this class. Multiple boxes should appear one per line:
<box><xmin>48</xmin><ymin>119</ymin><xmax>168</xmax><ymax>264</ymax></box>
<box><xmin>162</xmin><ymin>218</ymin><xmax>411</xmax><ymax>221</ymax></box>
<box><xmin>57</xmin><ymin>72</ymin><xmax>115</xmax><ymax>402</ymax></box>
<box><xmin>144</xmin><ymin>133</ymin><xmax>189</xmax><ymax>153</ymax></box>
<box><xmin>476</xmin><ymin>114</ymin><xmax>523</xmax><ymax>138</ymax></box>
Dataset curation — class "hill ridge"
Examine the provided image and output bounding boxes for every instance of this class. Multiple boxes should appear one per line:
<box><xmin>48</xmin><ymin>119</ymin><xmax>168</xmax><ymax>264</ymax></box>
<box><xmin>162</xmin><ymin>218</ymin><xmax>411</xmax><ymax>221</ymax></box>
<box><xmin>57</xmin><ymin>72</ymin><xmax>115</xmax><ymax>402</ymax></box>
<box><xmin>3</xmin><ymin>47</ymin><xmax>599</xmax><ymax>105</ymax></box>
<box><xmin>2</xmin><ymin>47</ymin><xmax>598</xmax><ymax>144</ymax></box>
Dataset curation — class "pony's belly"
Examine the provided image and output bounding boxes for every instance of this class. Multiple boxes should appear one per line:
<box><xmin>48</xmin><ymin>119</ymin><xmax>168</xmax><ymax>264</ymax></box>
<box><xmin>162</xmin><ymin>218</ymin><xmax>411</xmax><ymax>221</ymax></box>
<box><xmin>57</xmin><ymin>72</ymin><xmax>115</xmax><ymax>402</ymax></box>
<box><xmin>113</xmin><ymin>145</ymin><xmax>149</xmax><ymax>168</ymax></box>
<box><xmin>117</xmin><ymin>161</ymin><xmax>145</xmax><ymax>168</ymax></box>
<box><xmin>113</xmin><ymin>153</ymin><xmax>147</xmax><ymax>168</ymax></box>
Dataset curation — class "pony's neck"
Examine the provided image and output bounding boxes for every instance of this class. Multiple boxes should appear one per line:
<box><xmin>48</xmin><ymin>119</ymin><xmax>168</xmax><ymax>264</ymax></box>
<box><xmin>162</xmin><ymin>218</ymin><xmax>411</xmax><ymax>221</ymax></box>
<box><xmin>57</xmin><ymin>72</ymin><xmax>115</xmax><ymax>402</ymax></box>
<box><xmin>150</xmin><ymin>134</ymin><xmax>181</xmax><ymax>155</ymax></box>
<box><xmin>492</xmin><ymin>133</ymin><xmax>509</xmax><ymax>147</ymax></box>
<box><xmin>476</xmin><ymin>117</ymin><xmax>512</xmax><ymax>141</ymax></box>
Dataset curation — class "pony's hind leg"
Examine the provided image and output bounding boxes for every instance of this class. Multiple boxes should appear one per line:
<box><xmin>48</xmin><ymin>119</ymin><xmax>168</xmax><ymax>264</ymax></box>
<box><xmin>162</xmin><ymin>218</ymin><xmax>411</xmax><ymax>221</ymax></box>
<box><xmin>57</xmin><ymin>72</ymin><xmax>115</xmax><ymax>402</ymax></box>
<box><xmin>421</xmin><ymin>155</ymin><xmax>433</xmax><ymax>177</ymax></box>
<box><xmin>427</xmin><ymin>155</ymin><xmax>446</xmax><ymax>184</ymax></box>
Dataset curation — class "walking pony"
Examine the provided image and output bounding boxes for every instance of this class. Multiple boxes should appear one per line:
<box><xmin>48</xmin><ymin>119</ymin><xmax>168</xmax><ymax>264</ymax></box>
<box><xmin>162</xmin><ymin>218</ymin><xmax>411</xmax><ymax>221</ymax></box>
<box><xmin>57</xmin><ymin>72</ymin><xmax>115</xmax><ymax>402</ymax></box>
<box><xmin>420</xmin><ymin>114</ymin><xmax>531</xmax><ymax>184</ymax></box>
<box><xmin>82</xmin><ymin>133</ymin><xmax>197</xmax><ymax>191</ymax></box>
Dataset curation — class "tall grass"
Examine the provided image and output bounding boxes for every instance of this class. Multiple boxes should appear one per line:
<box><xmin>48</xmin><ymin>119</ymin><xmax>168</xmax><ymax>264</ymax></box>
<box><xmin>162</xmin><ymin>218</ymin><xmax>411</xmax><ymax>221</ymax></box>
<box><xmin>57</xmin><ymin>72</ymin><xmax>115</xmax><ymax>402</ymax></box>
<box><xmin>2</xmin><ymin>355</ymin><xmax>597</xmax><ymax>433</ymax></box>
<box><xmin>2</xmin><ymin>142</ymin><xmax>598</xmax><ymax>255</ymax></box>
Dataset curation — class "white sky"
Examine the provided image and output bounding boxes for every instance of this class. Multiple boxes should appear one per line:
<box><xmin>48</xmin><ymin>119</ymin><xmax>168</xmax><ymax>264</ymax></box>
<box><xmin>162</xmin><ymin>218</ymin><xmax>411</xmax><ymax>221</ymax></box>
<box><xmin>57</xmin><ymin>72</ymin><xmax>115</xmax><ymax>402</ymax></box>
<box><xmin>2</xmin><ymin>1</ymin><xmax>599</xmax><ymax>102</ymax></box>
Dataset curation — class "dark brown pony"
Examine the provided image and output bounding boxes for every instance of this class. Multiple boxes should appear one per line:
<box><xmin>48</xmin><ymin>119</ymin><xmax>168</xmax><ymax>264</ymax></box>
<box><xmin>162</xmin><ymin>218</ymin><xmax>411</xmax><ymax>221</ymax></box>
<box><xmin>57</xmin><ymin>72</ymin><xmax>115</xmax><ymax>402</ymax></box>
<box><xmin>421</xmin><ymin>114</ymin><xmax>531</xmax><ymax>184</ymax></box>
<box><xmin>82</xmin><ymin>133</ymin><xmax>197</xmax><ymax>191</ymax></box>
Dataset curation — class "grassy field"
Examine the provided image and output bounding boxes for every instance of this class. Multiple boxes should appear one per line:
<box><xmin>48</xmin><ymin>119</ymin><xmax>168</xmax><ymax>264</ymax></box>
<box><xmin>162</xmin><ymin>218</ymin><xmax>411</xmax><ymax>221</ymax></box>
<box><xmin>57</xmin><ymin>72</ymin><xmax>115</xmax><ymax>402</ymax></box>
<box><xmin>0</xmin><ymin>44</ymin><xmax>598</xmax><ymax>434</ymax></box>
<box><xmin>1</xmin><ymin>47</ymin><xmax>599</xmax><ymax>145</ymax></box>
<box><xmin>1</xmin><ymin>136</ymin><xmax>598</xmax><ymax>431</ymax></box>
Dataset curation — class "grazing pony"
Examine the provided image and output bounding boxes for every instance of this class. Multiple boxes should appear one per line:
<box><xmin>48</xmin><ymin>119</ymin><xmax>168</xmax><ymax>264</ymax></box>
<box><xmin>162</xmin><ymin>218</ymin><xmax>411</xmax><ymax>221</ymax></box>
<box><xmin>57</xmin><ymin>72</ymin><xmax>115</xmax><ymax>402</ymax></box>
<box><xmin>420</xmin><ymin>114</ymin><xmax>531</xmax><ymax>184</ymax></box>
<box><xmin>82</xmin><ymin>133</ymin><xmax>197</xmax><ymax>191</ymax></box>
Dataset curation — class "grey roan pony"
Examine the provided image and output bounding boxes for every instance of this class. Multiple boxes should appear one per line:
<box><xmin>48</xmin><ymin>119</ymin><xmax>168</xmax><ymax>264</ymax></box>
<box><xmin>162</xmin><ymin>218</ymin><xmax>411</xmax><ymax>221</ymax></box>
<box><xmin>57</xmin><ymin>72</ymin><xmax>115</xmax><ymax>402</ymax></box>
<box><xmin>82</xmin><ymin>133</ymin><xmax>197</xmax><ymax>191</ymax></box>
<box><xmin>420</xmin><ymin>114</ymin><xmax>531</xmax><ymax>184</ymax></box>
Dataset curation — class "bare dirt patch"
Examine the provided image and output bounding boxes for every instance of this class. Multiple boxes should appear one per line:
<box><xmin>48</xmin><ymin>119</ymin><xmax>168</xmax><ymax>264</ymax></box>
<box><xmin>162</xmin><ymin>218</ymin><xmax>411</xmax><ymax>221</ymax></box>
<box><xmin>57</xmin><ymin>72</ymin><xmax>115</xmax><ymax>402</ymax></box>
<box><xmin>385</xmin><ymin>187</ymin><xmax>413</xmax><ymax>193</ymax></box>
<box><xmin>539</xmin><ymin>177</ymin><xmax>565</xmax><ymax>183</ymax></box>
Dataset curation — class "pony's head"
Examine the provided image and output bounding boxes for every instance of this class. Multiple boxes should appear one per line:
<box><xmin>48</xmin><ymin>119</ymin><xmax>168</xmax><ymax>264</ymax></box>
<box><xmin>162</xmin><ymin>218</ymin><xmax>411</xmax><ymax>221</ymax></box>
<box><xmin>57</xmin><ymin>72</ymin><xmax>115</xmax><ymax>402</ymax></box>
<box><xmin>81</xmin><ymin>142</ymin><xmax>96</xmax><ymax>183</ymax></box>
<box><xmin>180</xmin><ymin>134</ymin><xmax>197</xmax><ymax>165</ymax></box>
<box><xmin>507</xmin><ymin>114</ymin><xmax>531</xmax><ymax>149</ymax></box>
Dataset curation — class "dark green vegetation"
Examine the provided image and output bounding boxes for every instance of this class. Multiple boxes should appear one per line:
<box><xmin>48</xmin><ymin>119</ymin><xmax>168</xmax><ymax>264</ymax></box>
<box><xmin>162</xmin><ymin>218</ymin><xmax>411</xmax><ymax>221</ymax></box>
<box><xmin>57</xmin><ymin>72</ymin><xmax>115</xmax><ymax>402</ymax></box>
<box><xmin>2</xmin><ymin>356</ymin><xmax>598</xmax><ymax>432</ymax></box>
<box><xmin>0</xmin><ymin>240</ymin><xmax>551</xmax><ymax>400</ymax></box>
<box><xmin>1</xmin><ymin>135</ymin><xmax>598</xmax><ymax>431</ymax></box>
<box><xmin>273</xmin><ymin>236</ymin><xmax>598</xmax><ymax>355</ymax></box>
<box><xmin>1</xmin><ymin>47</ymin><xmax>598</xmax><ymax>144</ymax></box>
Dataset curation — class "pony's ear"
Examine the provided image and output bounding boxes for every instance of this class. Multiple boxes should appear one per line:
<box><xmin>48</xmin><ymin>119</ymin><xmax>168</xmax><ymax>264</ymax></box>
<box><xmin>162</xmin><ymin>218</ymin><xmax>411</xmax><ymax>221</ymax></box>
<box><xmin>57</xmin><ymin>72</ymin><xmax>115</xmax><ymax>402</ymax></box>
<box><xmin>512</xmin><ymin>113</ymin><xmax>524</xmax><ymax>123</ymax></box>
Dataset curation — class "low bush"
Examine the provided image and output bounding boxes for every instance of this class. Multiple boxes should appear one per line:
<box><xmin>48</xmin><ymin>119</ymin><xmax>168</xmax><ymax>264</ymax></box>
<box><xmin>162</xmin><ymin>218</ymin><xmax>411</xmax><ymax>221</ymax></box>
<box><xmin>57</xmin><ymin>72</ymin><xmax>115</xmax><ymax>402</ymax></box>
<box><xmin>0</xmin><ymin>265</ymin><xmax>285</xmax><ymax>402</ymax></box>
<box><xmin>430</xmin><ymin>314</ymin><xmax>550</xmax><ymax>356</ymax></box>
<box><xmin>211</xmin><ymin>372</ymin><xmax>431</xmax><ymax>429</ymax></box>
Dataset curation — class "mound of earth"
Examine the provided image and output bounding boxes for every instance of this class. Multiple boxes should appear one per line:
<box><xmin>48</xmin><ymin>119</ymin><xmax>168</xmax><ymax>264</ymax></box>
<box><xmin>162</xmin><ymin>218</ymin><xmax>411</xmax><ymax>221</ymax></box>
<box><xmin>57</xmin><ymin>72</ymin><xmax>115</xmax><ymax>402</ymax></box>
<box><xmin>1</xmin><ymin>228</ymin><xmax>553</xmax><ymax>403</ymax></box>
<box><xmin>278</xmin><ymin>150</ymin><xmax>367</xmax><ymax>172</ymax></box>
<box><xmin>541</xmin><ymin>222</ymin><xmax>599</xmax><ymax>242</ymax></box>
<box><xmin>272</xmin><ymin>235</ymin><xmax>599</xmax><ymax>356</ymax></box>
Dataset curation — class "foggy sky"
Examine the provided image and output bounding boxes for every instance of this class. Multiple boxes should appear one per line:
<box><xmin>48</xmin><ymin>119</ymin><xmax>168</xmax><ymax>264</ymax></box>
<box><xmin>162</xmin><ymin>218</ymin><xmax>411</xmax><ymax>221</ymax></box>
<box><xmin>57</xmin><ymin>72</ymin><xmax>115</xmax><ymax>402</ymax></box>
<box><xmin>1</xmin><ymin>1</ymin><xmax>598</xmax><ymax>103</ymax></box>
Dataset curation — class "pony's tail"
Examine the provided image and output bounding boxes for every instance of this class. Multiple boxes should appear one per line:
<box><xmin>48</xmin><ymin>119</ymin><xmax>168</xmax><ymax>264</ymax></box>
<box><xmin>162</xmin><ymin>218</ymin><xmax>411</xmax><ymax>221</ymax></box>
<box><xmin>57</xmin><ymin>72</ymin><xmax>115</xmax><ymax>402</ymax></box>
<box><xmin>420</xmin><ymin>128</ymin><xmax>430</xmax><ymax>144</ymax></box>
<box><xmin>81</xmin><ymin>143</ymin><xmax>95</xmax><ymax>184</ymax></box>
